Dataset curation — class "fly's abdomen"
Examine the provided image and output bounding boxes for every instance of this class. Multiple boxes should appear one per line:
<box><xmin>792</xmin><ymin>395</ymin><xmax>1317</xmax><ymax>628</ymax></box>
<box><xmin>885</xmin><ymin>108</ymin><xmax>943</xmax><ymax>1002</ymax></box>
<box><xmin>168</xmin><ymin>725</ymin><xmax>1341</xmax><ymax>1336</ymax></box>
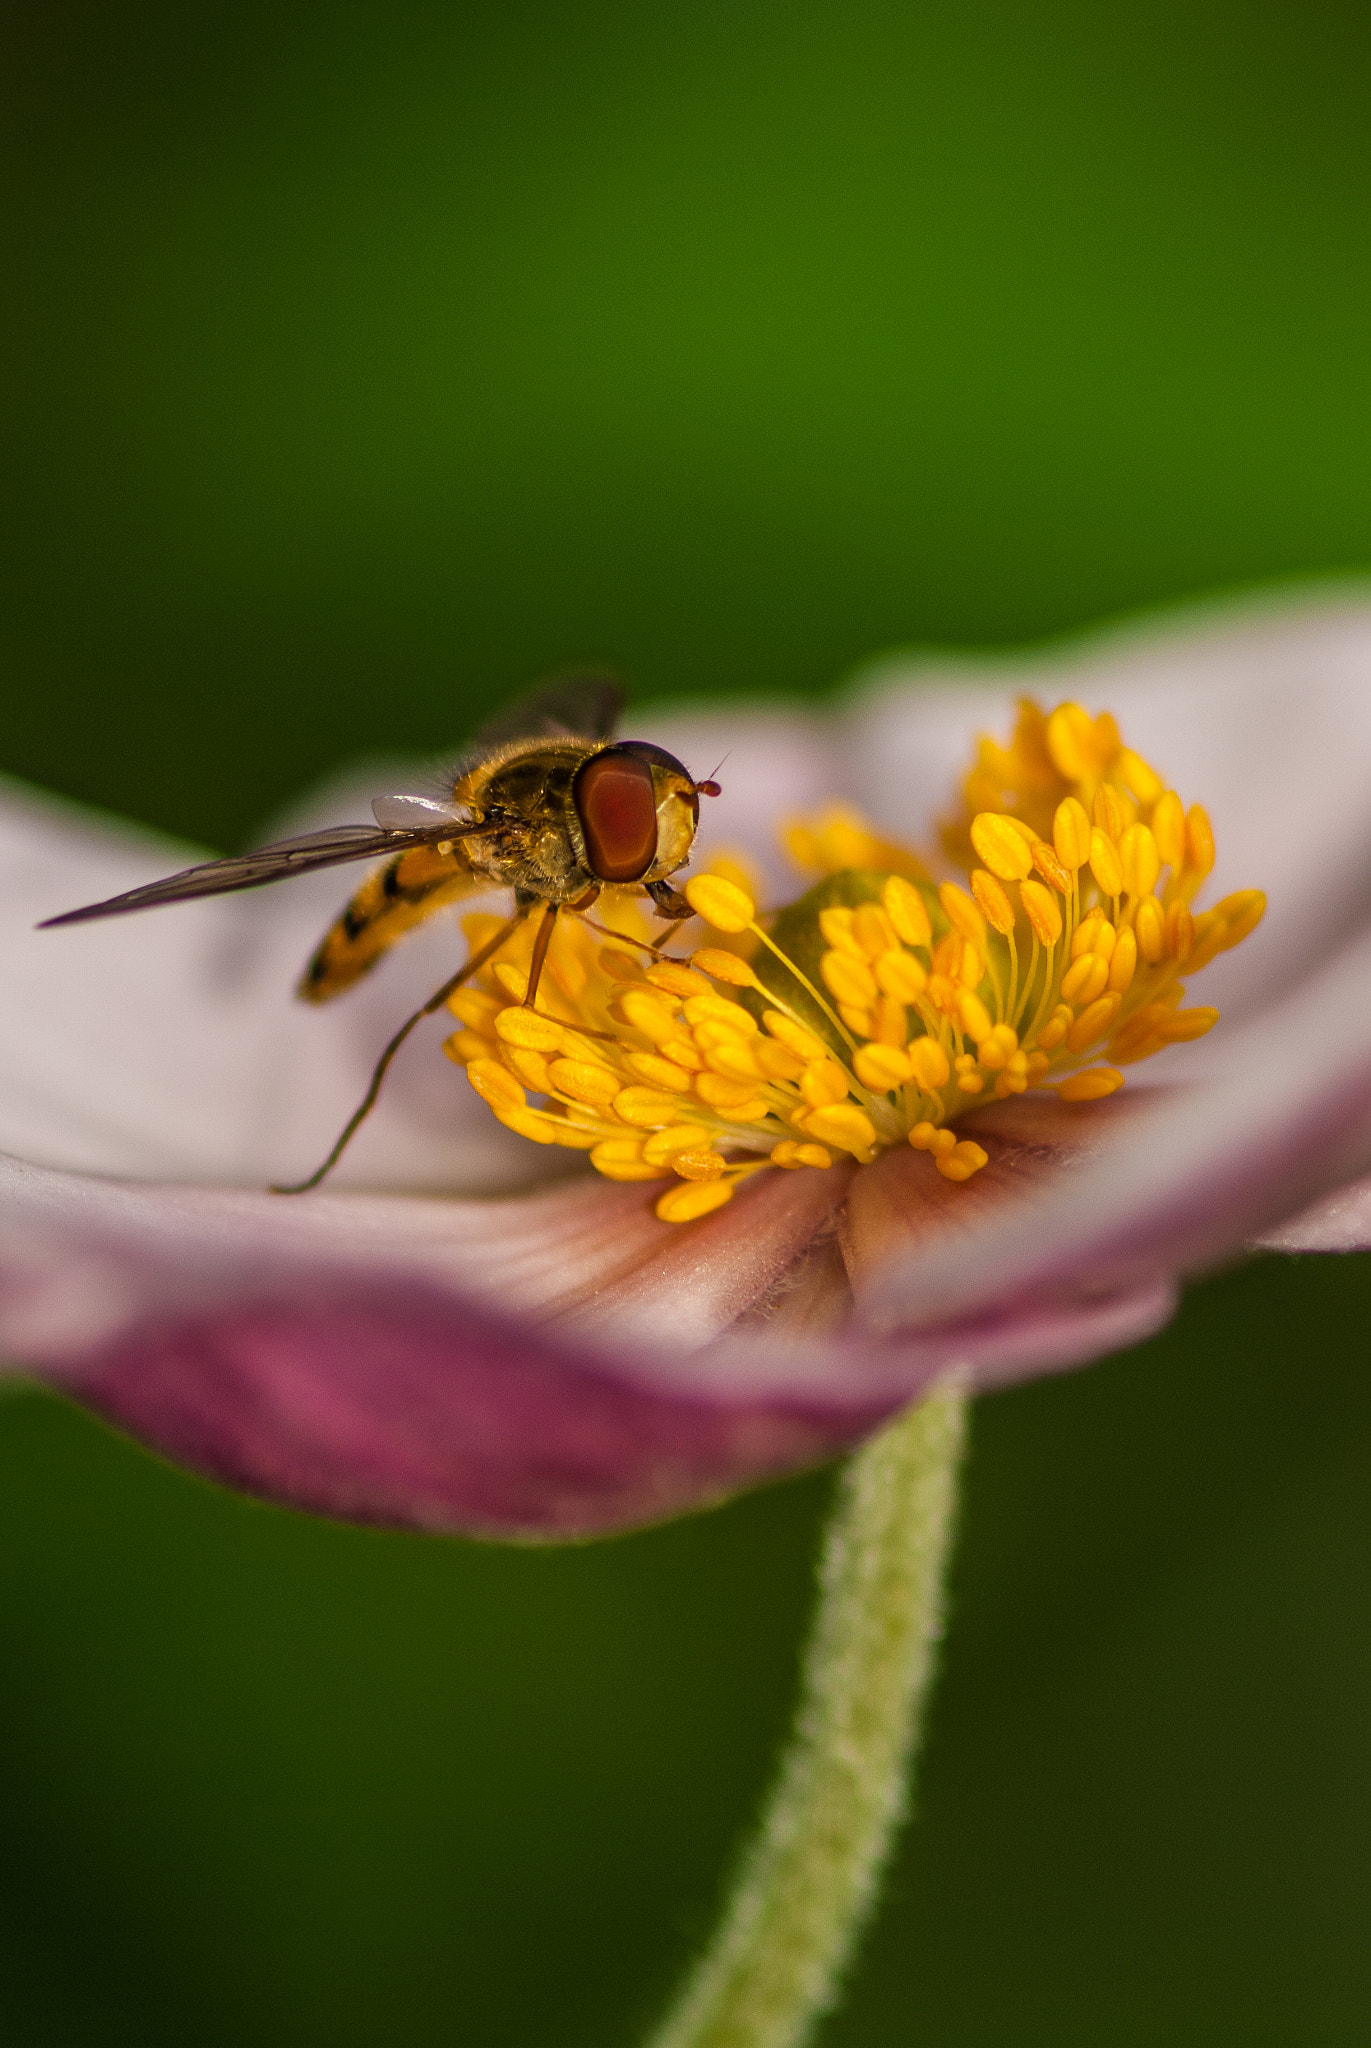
<box><xmin>298</xmin><ymin>843</ymin><xmax>479</xmax><ymax>1002</ymax></box>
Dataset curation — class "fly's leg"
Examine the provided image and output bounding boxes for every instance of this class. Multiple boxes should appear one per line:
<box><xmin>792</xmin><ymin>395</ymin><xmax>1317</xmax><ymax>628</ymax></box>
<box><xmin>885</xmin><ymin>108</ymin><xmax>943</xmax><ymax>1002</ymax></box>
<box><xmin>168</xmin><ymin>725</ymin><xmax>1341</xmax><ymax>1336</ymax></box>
<box><xmin>521</xmin><ymin>900</ymin><xmax>559</xmax><ymax>1009</ymax></box>
<box><xmin>645</xmin><ymin>878</ymin><xmax>693</xmax><ymax>920</ymax></box>
<box><xmin>272</xmin><ymin>906</ymin><xmax>530</xmax><ymax>1194</ymax></box>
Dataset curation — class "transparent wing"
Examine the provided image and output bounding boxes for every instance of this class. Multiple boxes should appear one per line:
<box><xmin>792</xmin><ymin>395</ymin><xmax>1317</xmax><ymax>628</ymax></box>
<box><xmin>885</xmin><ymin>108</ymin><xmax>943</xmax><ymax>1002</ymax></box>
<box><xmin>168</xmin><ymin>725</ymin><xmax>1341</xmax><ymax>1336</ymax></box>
<box><xmin>467</xmin><ymin>671</ymin><xmax>625</xmax><ymax>753</ymax></box>
<box><xmin>39</xmin><ymin>821</ymin><xmax>483</xmax><ymax>928</ymax></box>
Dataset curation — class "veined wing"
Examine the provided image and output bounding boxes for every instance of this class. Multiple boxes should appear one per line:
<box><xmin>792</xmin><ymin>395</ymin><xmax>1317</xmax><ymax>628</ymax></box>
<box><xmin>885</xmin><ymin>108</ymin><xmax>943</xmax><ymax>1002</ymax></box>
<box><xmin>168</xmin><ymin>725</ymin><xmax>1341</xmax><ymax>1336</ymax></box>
<box><xmin>465</xmin><ymin>670</ymin><xmax>625</xmax><ymax>756</ymax></box>
<box><xmin>38</xmin><ymin>821</ymin><xmax>486</xmax><ymax>928</ymax></box>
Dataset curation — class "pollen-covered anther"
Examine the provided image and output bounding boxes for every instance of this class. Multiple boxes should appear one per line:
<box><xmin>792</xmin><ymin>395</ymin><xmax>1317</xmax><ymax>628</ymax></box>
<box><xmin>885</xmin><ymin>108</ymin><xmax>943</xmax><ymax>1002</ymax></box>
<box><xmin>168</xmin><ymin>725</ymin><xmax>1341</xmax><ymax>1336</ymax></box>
<box><xmin>1061</xmin><ymin>952</ymin><xmax>1109</xmax><ymax>1006</ymax></box>
<box><xmin>952</xmin><ymin>1052</ymin><xmax>984</xmax><ymax>1095</ymax></box>
<box><xmin>1065</xmin><ymin>993</ymin><xmax>1123</xmax><ymax>1052</ymax></box>
<box><xmin>882</xmin><ymin>873</ymin><xmax>932</xmax><ymax>946</ymax></box>
<box><xmin>691</xmin><ymin>948</ymin><xmax>760</xmax><ymax>987</ymax></box>
<box><xmin>655</xmin><ymin>1180</ymin><xmax>735</xmax><ymax>1224</ymax></box>
<box><xmin>821</xmin><ymin>950</ymin><xmax>878</xmax><ymax>1008</ymax></box>
<box><xmin>1118</xmin><ymin>823</ymin><xmax>1160</xmax><ymax>899</ymax></box>
<box><xmin>1031</xmin><ymin>840</ymin><xmax>1071</xmax><ymax>894</ymax></box>
<box><xmin>800</xmin><ymin>1058</ymin><xmax>851</xmax><ymax>1109</ymax></box>
<box><xmin>1053</xmin><ymin>795</ymin><xmax>1092</xmax><ymax>872</ymax></box>
<box><xmin>935</xmin><ymin>1140</ymin><xmax>989</xmax><ymax>1183</ymax></box>
<box><xmin>548</xmin><ymin>1058</ymin><xmax>622</xmax><ymax>1106</ymax></box>
<box><xmin>494</xmin><ymin>1007</ymin><xmax>563</xmax><ymax>1051</ymax></box>
<box><xmin>971</xmin><ymin>868</ymin><xmax>1016</xmax><ymax>935</ymax></box>
<box><xmin>1088</xmin><ymin>826</ymin><xmax>1123</xmax><ymax>900</ymax></box>
<box><xmin>771</xmin><ymin>1140</ymin><xmax>833</xmax><ymax>1170</ymax></box>
<box><xmin>590</xmin><ymin>1137</ymin><xmax>666</xmax><ymax>1183</ymax></box>
<box><xmin>908</xmin><ymin>1037</ymin><xmax>950</xmax><ymax>1089</ymax></box>
<box><xmin>801</xmin><ymin>1103</ymin><xmax>877</xmax><ymax>1157</ymax></box>
<box><xmin>976</xmin><ymin>1024</ymin><xmax>1019</xmax><ymax>1072</ymax></box>
<box><xmin>1020</xmin><ymin>878</ymin><xmax>1063</xmax><ymax>944</ymax></box>
<box><xmin>1152</xmin><ymin>790</ymin><xmax>1186</xmax><ymax>869</ymax></box>
<box><xmin>684</xmin><ymin>874</ymin><xmax>756</xmax><ymax>933</ymax></box>
<box><xmin>970</xmin><ymin>812</ymin><xmax>1034</xmax><ymax>881</ymax></box>
<box><xmin>939</xmin><ymin>882</ymin><xmax>986</xmax><ymax>948</ymax></box>
<box><xmin>1058</xmin><ymin>1067</ymin><xmax>1124</xmax><ymax>1101</ymax></box>
<box><xmin>671</xmin><ymin>1149</ymin><xmax>729</xmax><ymax>1183</ymax></box>
<box><xmin>853</xmin><ymin>1042</ymin><xmax>913</xmax><ymax>1091</ymax></box>
<box><xmin>1186</xmin><ymin>805</ymin><xmax>1215</xmax><ymax>878</ymax></box>
<box><xmin>620</xmin><ymin>1052</ymin><xmax>695</xmax><ymax>1093</ymax></box>
<box><xmin>642</xmin><ymin>1125</ymin><xmax>714</xmax><ymax>1166</ymax></box>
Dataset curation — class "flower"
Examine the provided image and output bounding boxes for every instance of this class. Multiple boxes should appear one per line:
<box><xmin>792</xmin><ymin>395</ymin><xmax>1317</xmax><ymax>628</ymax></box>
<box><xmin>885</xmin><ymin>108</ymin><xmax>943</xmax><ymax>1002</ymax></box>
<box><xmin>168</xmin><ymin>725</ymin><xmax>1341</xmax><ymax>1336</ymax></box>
<box><xmin>3</xmin><ymin>589</ymin><xmax>1371</xmax><ymax>1540</ymax></box>
<box><xmin>448</xmin><ymin>692</ymin><xmax>1262</xmax><ymax>1215</ymax></box>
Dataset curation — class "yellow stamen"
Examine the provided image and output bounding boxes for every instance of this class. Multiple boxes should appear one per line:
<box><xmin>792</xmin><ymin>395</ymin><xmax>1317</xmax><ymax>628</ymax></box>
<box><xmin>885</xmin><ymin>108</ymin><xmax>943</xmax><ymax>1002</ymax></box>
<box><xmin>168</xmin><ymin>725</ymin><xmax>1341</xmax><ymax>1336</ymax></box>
<box><xmin>882</xmin><ymin>874</ymin><xmax>932</xmax><ymax>946</ymax></box>
<box><xmin>970</xmin><ymin>813</ymin><xmax>1034</xmax><ymax>881</ymax></box>
<box><xmin>936</xmin><ymin>1139</ymin><xmax>990</xmax><ymax>1183</ymax></box>
<box><xmin>1152</xmin><ymin>790</ymin><xmax>1186</xmax><ymax>870</ymax></box>
<box><xmin>656</xmin><ymin>1180</ymin><xmax>735</xmax><ymax>1223</ymax></box>
<box><xmin>685</xmin><ymin>874</ymin><xmax>756</xmax><ymax>933</ymax></box>
<box><xmin>1020</xmin><ymin>878</ymin><xmax>1062</xmax><ymax>945</ymax></box>
<box><xmin>692</xmin><ymin>949</ymin><xmax>760</xmax><ymax>986</ymax></box>
<box><xmin>1058</xmin><ymin>1067</ymin><xmax>1125</xmax><ymax>1101</ymax></box>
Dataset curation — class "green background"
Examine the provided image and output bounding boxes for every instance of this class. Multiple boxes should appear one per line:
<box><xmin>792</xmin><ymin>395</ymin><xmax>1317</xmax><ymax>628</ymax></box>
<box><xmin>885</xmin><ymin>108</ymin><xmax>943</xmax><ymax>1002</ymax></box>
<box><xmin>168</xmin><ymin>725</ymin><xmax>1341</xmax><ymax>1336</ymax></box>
<box><xmin>4</xmin><ymin>3</ymin><xmax>1371</xmax><ymax>2040</ymax></box>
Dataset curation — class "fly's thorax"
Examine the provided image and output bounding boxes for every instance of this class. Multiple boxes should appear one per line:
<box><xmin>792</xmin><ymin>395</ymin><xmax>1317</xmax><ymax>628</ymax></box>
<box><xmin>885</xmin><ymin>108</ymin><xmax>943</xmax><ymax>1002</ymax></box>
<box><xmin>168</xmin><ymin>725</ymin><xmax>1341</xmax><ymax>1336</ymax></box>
<box><xmin>457</xmin><ymin>743</ymin><xmax>594</xmax><ymax>899</ymax></box>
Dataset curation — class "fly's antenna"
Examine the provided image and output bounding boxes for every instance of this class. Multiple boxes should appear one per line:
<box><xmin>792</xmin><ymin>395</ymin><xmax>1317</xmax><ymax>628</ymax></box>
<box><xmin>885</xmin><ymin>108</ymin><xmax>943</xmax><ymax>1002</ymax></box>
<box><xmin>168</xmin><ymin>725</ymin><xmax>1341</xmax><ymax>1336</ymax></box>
<box><xmin>694</xmin><ymin>752</ymin><xmax>729</xmax><ymax>798</ymax></box>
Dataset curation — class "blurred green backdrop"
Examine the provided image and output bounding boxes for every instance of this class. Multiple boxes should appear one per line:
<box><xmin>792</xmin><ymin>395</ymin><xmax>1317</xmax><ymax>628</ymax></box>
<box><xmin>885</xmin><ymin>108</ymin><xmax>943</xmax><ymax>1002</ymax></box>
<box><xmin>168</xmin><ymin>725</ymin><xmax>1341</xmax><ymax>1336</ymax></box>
<box><xmin>4</xmin><ymin>2</ymin><xmax>1371</xmax><ymax>2041</ymax></box>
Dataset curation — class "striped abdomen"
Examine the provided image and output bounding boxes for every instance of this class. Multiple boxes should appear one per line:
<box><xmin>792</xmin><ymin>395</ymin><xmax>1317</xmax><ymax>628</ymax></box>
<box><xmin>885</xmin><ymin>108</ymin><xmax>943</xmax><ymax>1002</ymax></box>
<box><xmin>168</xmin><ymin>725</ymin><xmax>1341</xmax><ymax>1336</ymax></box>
<box><xmin>298</xmin><ymin>842</ymin><xmax>480</xmax><ymax>1003</ymax></box>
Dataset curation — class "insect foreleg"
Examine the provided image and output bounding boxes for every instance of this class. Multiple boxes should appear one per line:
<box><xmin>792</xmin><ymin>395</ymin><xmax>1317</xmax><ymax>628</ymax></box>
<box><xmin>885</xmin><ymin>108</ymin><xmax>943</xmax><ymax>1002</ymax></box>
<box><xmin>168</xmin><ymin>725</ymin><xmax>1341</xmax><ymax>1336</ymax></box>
<box><xmin>272</xmin><ymin>906</ymin><xmax>531</xmax><ymax>1194</ymax></box>
<box><xmin>522</xmin><ymin>901</ymin><xmax>559</xmax><ymax>1010</ymax></box>
<box><xmin>645</xmin><ymin>878</ymin><xmax>694</xmax><ymax>920</ymax></box>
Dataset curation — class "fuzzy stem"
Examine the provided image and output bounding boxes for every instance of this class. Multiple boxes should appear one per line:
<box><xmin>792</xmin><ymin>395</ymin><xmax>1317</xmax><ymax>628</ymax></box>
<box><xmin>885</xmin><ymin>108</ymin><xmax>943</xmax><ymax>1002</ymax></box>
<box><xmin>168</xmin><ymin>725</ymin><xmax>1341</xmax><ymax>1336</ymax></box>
<box><xmin>645</xmin><ymin>1382</ymin><xmax>968</xmax><ymax>2048</ymax></box>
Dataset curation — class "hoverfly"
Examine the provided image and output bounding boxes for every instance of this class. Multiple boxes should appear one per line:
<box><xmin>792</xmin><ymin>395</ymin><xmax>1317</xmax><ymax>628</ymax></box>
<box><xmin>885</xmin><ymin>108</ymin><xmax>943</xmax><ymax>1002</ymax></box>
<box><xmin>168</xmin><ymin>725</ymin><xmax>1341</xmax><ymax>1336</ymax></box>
<box><xmin>41</xmin><ymin>675</ymin><xmax>722</xmax><ymax>1190</ymax></box>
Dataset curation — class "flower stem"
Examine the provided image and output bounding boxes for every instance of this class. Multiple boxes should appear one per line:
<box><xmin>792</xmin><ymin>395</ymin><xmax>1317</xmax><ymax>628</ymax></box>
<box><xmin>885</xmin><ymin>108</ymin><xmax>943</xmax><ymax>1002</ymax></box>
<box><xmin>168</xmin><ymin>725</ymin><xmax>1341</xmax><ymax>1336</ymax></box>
<box><xmin>645</xmin><ymin>1382</ymin><xmax>968</xmax><ymax>2048</ymax></box>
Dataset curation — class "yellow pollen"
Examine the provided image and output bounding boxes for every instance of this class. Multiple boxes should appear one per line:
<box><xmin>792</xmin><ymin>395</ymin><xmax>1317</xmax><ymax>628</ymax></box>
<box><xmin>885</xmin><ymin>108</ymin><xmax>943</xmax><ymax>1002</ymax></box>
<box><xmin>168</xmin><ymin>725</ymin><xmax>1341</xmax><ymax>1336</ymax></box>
<box><xmin>449</xmin><ymin>698</ymin><xmax>1263</xmax><ymax>1218</ymax></box>
<box><xmin>1092</xmin><ymin>783</ymin><xmax>1126</xmax><ymax>842</ymax></box>
<box><xmin>821</xmin><ymin>951</ymin><xmax>878</xmax><ymax>1007</ymax></box>
<box><xmin>1118</xmin><ymin>823</ymin><xmax>1160</xmax><ymax>899</ymax></box>
<box><xmin>882</xmin><ymin>873</ymin><xmax>932</xmax><ymax>946</ymax></box>
<box><xmin>1031</xmin><ymin>840</ymin><xmax>1071</xmax><ymax>895</ymax></box>
<box><xmin>939</xmin><ymin>882</ymin><xmax>986</xmax><ymax>948</ymax></box>
<box><xmin>1058</xmin><ymin>1067</ymin><xmax>1125</xmax><ymax>1101</ymax></box>
<box><xmin>1020</xmin><ymin>877</ymin><xmax>1063</xmax><ymax>945</ymax></box>
<box><xmin>1151</xmin><ymin>790</ymin><xmax>1186</xmax><ymax>869</ymax></box>
<box><xmin>1134</xmin><ymin>895</ymin><xmax>1165</xmax><ymax>963</ymax></box>
<box><xmin>684</xmin><ymin>874</ymin><xmax>756</xmax><ymax>932</ymax></box>
<box><xmin>656</xmin><ymin>1180</ymin><xmax>736</xmax><ymax>1223</ymax></box>
<box><xmin>970</xmin><ymin>812</ymin><xmax>1034</xmax><ymax>881</ymax></box>
<box><xmin>1053</xmin><ymin>796</ymin><xmax>1093</xmax><ymax>871</ymax></box>
<box><xmin>692</xmin><ymin>948</ymin><xmax>760</xmax><ymax>986</ymax></box>
<box><xmin>936</xmin><ymin>1139</ymin><xmax>990</xmax><ymax>1183</ymax></box>
<box><xmin>1088</xmin><ymin>826</ymin><xmax>1123</xmax><ymax>900</ymax></box>
<box><xmin>1186</xmin><ymin>805</ymin><xmax>1216</xmax><ymax>878</ymax></box>
<box><xmin>971</xmin><ymin>868</ymin><xmax>1017</xmax><ymax>935</ymax></box>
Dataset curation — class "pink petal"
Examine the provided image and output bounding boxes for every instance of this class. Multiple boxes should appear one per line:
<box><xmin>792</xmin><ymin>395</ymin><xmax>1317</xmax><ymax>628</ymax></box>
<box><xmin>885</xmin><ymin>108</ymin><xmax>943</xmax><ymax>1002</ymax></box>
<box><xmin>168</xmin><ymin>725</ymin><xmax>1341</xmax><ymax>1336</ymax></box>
<box><xmin>0</xmin><ymin>1141</ymin><xmax>1175</xmax><ymax>1536</ymax></box>
<box><xmin>1252</xmin><ymin>1173</ymin><xmax>1371</xmax><ymax>1253</ymax></box>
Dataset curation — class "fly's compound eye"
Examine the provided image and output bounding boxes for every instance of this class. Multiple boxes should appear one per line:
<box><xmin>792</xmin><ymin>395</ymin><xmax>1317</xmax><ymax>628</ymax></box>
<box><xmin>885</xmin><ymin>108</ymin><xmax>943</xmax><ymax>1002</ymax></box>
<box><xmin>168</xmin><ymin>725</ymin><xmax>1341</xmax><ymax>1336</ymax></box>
<box><xmin>574</xmin><ymin>747</ymin><xmax>660</xmax><ymax>882</ymax></box>
<box><xmin>616</xmin><ymin>740</ymin><xmax>702</xmax><ymax>825</ymax></box>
